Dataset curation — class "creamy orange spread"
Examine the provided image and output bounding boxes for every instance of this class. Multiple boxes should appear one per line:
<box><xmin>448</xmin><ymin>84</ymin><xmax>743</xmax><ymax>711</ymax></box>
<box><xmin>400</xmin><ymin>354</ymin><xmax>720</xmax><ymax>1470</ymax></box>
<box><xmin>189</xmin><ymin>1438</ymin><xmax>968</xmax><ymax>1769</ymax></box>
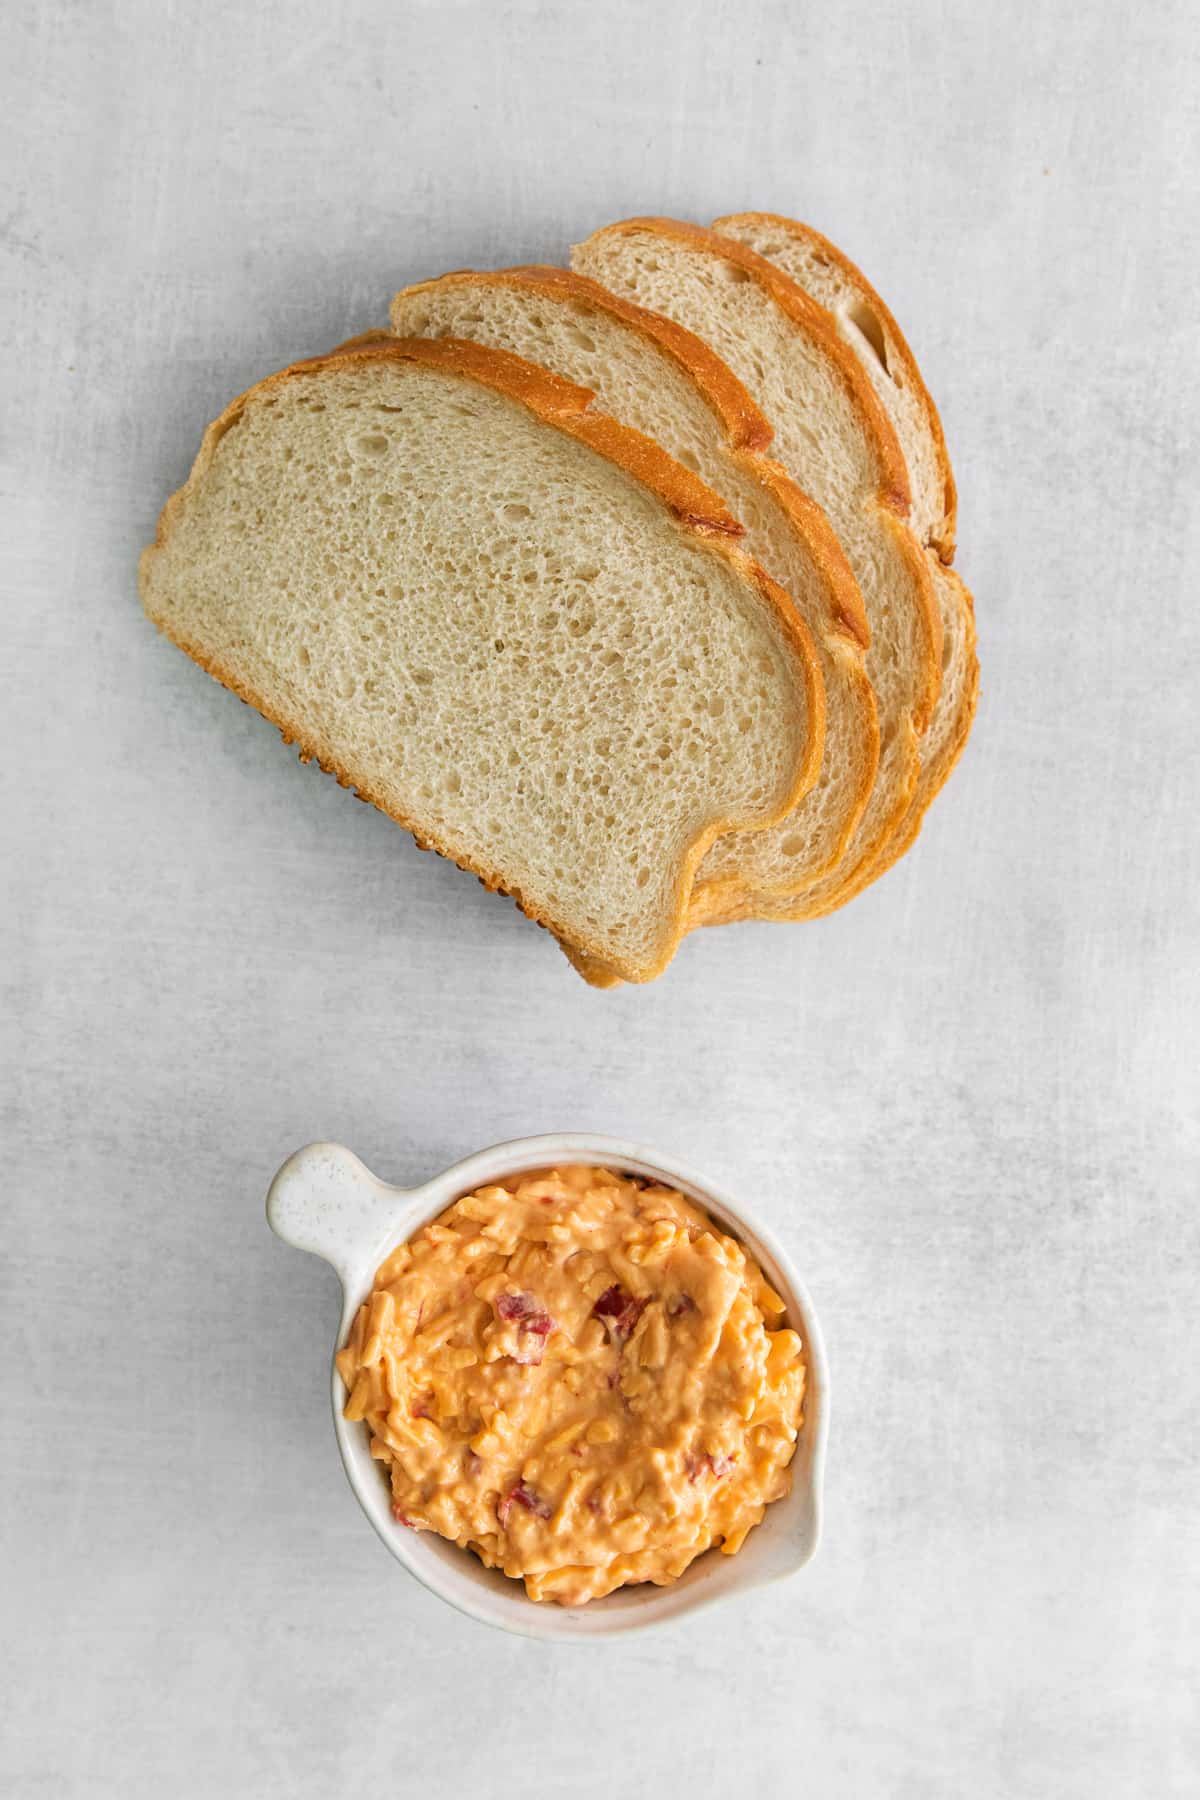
<box><xmin>336</xmin><ymin>1165</ymin><xmax>805</xmax><ymax>1605</ymax></box>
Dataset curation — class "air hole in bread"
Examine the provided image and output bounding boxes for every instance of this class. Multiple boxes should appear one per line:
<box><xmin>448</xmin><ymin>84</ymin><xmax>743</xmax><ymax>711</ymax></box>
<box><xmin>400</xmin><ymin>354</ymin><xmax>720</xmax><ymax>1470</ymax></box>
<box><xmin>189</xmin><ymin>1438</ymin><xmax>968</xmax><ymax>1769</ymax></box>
<box><xmin>780</xmin><ymin>833</ymin><xmax>806</xmax><ymax>857</ymax></box>
<box><xmin>352</xmin><ymin>432</ymin><xmax>391</xmax><ymax>460</ymax></box>
<box><xmin>848</xmin><ymin>300</ymin><xmax>890</xmax><ymax>376</ymax></box>
<box><xmin>503</xmin><ymin>502</ymin><xmax>533</xmax><ymax>521</ymax></box>
<box><xmin>675</xmin><ymin>448</ymin><xmax>700</xmax><ymax>473</ymax></box>
<box><xmin>567</xmin><ymin>326</ymin><xmax>598</xmax><ymax>353</ymax></box>
<box><xmin>718</xmin><ymin>263</ymin><xmax>752</xmax><ymax>285</ymax></box>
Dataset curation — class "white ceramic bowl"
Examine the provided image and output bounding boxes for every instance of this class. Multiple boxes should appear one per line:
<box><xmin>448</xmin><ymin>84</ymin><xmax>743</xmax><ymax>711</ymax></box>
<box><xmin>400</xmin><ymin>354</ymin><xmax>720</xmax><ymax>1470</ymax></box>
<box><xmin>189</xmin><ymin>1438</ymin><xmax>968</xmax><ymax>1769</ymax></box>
<box><xmin>266</xmin><ymin>1133</ymin><xmax>829</xmax><ymax>1640</ymax></box>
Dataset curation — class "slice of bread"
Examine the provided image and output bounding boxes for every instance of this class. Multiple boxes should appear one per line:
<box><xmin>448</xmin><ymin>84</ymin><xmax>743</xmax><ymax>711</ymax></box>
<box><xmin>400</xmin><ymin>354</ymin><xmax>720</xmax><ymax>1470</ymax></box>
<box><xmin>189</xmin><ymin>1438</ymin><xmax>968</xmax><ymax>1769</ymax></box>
<box><xmin>571</xmin><ymin>219</ymin><xmax>941</xmax><ymax>919</ymax></box>
<box><xmin>139</xmin><ymin>337</ymin><xmax>824</xmax><ymax>982</ymax></box>
<box><xmin>388</xmin><ymin>266</ymin><xmax>879</xmax><ymax>918</ymax></box>
<box><xmin>714</xmin><ymin>213</ymin><xmax>958</xmax><ymax>561</ymax></box>
<box><xmin>712</xmin><ymin>214</ymin><xmax>978</xmax><ymax>909</ymax></box>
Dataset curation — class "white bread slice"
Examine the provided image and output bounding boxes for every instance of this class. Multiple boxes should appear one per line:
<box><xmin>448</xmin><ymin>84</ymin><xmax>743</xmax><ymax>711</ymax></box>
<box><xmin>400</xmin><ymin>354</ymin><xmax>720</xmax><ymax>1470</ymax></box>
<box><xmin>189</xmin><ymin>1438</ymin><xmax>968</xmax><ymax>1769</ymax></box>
<box><xmin>571</xmin><ymin>219</ymin><xmax>941</xmax><ymax>921</ymax></box>
<box><xmin>714</xmin><ymin>213</ymin><xmax>958</xmax><ymax>561</ymax></box>
<box><xmin>711</xmin><ymin>214</ymin><xmax>978</xmax><ymax>910</ymax></box>
<box><xmin>388</xmin><ymin>265</ymin><xmax>879</xmax><ymax>919</ymax></box>
<box><xmin>138</xmin><ymin>337</ymin><xmax>824</xmax><ymax>983</ymax></box>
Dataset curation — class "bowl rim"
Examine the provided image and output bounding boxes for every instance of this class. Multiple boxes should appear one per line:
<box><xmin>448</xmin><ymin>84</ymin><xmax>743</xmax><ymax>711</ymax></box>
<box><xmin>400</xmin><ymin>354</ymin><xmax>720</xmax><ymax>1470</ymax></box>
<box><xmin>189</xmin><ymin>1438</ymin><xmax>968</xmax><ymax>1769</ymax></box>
<box><xmin>267</xmin><ymin>1131</ymin><xmax>829</xmax><ymax>1641</ymax></box>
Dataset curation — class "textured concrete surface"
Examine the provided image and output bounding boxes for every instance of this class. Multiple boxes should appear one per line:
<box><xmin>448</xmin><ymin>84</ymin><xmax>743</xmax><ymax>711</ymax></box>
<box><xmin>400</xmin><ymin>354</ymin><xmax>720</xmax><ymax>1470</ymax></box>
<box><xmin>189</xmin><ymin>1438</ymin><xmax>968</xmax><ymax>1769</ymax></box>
<box><xmin>3</xmin><ymin>2</ymin><xmax>1198</xmax><ymax>1794</ymax></box>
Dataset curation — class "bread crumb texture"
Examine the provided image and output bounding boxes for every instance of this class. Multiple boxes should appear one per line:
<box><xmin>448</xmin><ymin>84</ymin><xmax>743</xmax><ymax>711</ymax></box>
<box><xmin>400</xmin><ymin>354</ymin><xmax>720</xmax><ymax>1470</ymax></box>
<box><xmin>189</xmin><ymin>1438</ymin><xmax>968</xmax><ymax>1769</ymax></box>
<box><xmin>140</xmin><ymin>356</ymin><xmax>813</xmax><ymax>977</ymax></box>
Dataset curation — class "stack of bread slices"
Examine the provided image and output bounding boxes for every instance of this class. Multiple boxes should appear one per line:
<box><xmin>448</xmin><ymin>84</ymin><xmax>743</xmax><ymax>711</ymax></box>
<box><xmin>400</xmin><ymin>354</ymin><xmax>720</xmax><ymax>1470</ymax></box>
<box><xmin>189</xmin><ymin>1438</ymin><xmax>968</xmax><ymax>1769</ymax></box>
<box><xmin>141</xmin><ymin>214</ymin><xmax>977</xmax><ymax>985</ymax></box>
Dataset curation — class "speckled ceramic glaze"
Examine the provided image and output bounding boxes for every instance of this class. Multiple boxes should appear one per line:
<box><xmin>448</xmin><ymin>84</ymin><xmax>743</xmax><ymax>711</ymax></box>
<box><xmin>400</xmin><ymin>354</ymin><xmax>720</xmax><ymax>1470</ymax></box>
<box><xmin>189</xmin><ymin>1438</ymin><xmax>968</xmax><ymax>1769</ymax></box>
<box><xmin>267</xmin><ymin>1134</ymin><xmax>828</xmax><ymax>1640</ymax></box>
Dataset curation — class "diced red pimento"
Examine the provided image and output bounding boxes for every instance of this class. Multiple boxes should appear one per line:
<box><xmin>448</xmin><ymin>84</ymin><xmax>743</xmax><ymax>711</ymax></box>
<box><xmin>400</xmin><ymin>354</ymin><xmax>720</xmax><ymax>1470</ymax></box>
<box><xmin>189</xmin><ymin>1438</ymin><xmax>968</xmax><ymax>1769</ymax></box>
<box><xmin>592</xmin><ymin>1283</ymin><xmax>647</xmax><ymax>1343</ymax></box>
<box><xmin>496</xmin><ymin>1291</ymin><xmax>552</xmax><ymax>1328</ymax></box>
<box><xmin>666</xmin><ymin>1293</ymin><xmax>697</xmax><ymax>1318</ymax></box>
<box><xmin>685</xmin><ymin>1451</ymin><xmax>738</xmax><ymax>1483</ymax></box>
<box><xmin>391</xmin><ymin>1503</ymin><xmax>419</xmax><ymax>1527</ymax></box>
<box><xmin>464</xmin><ymin>1449</ymin><xmax>482</xmax><ymax>1476</ymax></box>
<box><xmin>495</xmin><ymin>1291</ymin><xmax>555</xmax><ymax>1365</ymax></box>
<box><xmin>411</xmin><ymin>1391</ymin><xmax>434</xmax><ymax>1420</ymax></box>
<box><xmin>497</xmin><ymin>1481</ymin><xmax>553</xmax><ymax>1527</ymax></box>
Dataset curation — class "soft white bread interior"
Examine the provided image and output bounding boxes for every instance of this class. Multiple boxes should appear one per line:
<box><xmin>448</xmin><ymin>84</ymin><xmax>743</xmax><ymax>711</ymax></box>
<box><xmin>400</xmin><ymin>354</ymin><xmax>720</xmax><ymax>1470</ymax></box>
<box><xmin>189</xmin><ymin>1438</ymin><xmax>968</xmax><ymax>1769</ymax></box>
<box><xmin>571</xmin><ymin>219</ymin><xmax>941</xmax><ymax>918</ymax></box>
<box><xmin>388</xmin><ymin>265</ymin><xmax>879</xmax><ymax>917</ymax></box>
<box><xmin>139</xmin><ymin>338</ymin><xmax>824</xmax><ymax>982</ymax></box>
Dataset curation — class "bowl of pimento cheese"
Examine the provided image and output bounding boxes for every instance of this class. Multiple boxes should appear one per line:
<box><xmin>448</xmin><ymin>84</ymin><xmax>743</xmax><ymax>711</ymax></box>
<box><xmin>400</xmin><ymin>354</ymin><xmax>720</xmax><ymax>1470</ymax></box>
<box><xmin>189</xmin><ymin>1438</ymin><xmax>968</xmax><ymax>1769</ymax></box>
<box><xmin>267</xmin><ymin>1134</ymin><xmax>828</xmax><ymax>1639</ymax></box>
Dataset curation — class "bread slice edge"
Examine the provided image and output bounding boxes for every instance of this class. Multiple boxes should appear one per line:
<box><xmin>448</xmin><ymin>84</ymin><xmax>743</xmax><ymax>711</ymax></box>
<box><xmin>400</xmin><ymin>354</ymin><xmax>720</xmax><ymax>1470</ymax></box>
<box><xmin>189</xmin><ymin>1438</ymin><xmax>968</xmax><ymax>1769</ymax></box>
<box><xmin>714</xmin><ymin>211</ymin><xmax>958</xmax><ymax>563</ymax></box>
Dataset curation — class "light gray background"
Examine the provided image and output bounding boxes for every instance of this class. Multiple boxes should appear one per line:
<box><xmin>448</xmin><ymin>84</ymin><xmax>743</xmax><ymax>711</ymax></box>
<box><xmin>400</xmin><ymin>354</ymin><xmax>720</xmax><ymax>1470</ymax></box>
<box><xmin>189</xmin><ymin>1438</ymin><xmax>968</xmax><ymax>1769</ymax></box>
<box><xmin>3</xmin><ymin>1</ymin><xmax>1198</xmax><ymax>1794</ymax></box>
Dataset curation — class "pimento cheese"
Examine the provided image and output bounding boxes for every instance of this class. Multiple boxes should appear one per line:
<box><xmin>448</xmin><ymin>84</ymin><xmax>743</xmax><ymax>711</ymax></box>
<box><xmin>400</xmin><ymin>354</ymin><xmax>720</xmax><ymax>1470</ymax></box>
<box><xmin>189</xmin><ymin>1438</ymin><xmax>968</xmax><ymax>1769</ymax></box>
<box><xmin>335</xmin><ymin>1165</ymin><xmax>805</xmax><ymax>1605</ymax></box>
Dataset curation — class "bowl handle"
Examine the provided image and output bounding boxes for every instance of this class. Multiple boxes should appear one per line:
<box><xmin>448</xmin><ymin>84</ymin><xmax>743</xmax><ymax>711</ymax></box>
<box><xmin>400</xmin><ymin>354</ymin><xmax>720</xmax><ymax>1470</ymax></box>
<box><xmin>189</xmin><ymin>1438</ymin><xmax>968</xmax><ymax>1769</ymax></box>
<box><xmin>266</xmin><ymin>1141</ymin><xmax>405</xmax><ymax>1291</ymax></box>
